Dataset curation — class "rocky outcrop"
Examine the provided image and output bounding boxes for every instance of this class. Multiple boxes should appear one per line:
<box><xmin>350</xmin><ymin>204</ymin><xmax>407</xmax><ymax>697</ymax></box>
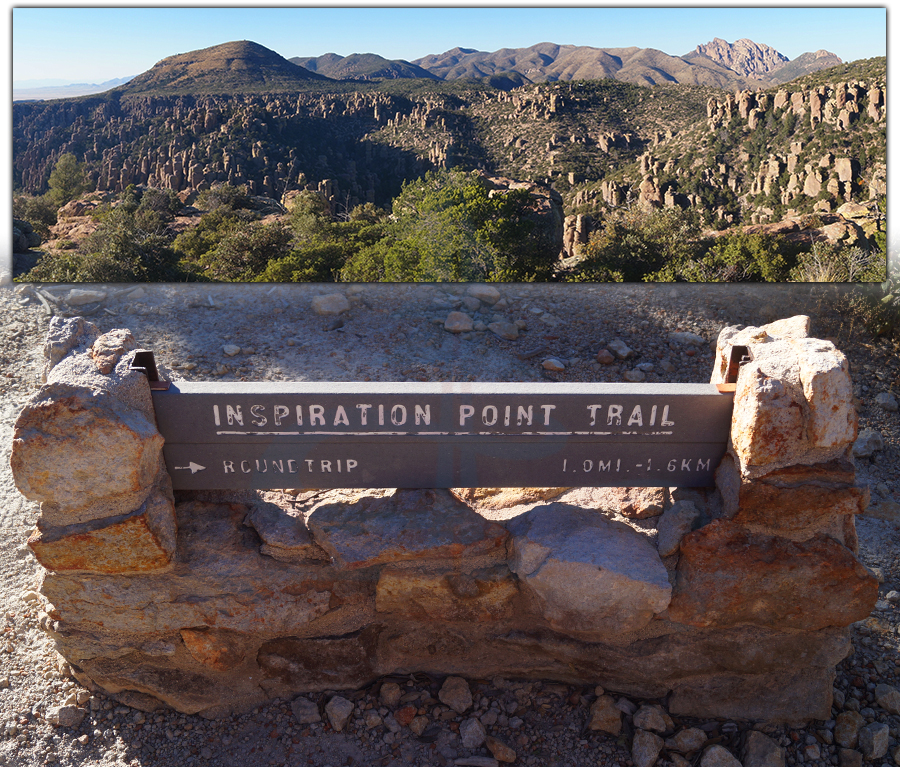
<box><xmin>694</xmin><ymin>38</ymin><xmax>789</xmax><ymax>80</ymax></box>
<box><xmin>11</xmin><ymin>317</ymin><xmax>176</xmax><ymax>573</ymax></box>
<box><xmin>12</xmin><ymin>316</ymin><xmax>875</xmax><ymax>722</ymax></box>
<box><xmin>13</xmin><ymin>91</ymin><xmax>431</xmax><ymax>210</ymax></box>
<box><xmin>12</xmin><ymin>218</ymin><xmax>41</xmax><ymax>253</ymax></box>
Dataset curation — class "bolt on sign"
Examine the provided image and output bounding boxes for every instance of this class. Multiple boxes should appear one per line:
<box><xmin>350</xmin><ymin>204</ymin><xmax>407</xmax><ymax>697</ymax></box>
<box><xmin>147</xmin><ymin>379</ymin><xmax>734</xmax><ymax>490</ymax></box>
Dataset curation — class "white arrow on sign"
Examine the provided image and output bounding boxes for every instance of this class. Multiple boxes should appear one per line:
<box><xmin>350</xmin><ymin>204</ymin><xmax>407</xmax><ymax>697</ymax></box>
<box><xmin>174</xmin><ymin>462</ymin><xmax>206</xmax><ymax>474</ymax></box>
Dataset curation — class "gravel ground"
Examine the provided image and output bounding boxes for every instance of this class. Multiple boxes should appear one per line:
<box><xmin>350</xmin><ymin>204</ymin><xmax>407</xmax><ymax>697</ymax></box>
<box><xmin>0</xmin><ymin>280</ymin><xmax>898</xmax><ymax>767</ymax></box>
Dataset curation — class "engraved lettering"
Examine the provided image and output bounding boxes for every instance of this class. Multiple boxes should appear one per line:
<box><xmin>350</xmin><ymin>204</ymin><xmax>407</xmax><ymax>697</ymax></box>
<box><xmin>607</xmin><ymin>405</ymin><xmax>623</xmax><ymax>426</ymax></box>
<box><xmin>309</xmin><ymin>405</ymin><xmax>325</xmax><ymax>426</ymax></box>
<box><xmin>627</xmin><ymin>405</ymin><xmax>643</xmax><ymax>427</ymax></box>
<box><xmin>333</xmin><ymin>405</ymin><xmax>350</xmax><ymax>426</ymax></box>
<box><xmin>390</xmin><ymin>405</ymin><xmax>407</xmax><ymax>426</ymax></box>
<box><xmin>541</xmin><ymin>404</ymin><xmax>556</xmax><ymax>425</ymax></box>
<box><xmin>226</xmin><ymin>405</ymin><xmax>243</xmax><ymax>426</ymax></box>
<box><xmin>661</xmin><ymin>405</ymin><xmax>674</xmax><ymax>426</ymax></box>
<box><xmin>250</xmin><ymin>405</ymin><xmax>267</xmax><ymax>427</ymax></box>
<box><xmin>517</xmin><ymin>405</ymin><xmax>532</xmax><ymax>426</ymax></box>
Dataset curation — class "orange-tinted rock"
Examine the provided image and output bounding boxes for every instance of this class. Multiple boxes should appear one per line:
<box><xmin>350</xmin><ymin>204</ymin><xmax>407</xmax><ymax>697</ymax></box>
<box><xmin>89</xmin><ymin>329</ymin><xmax>138</xmax><ymax>374</ymax></box>
<box><xmin>591</xmin><ymin>486</ymin><xmax>668</xmax><ymax>519</ymax></box>
<box><xmin>449</xmin><ymin>487</ymin><xmax>568</xmax><ymax>510</ymax></box>
<box><xmin>394</xmin><ymin>705</ymin><xmax>417</xmax><ymax>727</ymax></box>
<box><xmin>307</xmin><ymin>489</ymin><xmax>508</xmax><ymax>569</ymax></box>
<box><xmin>11</xmin><ymin>382</ymin><xmax>164</xmax><ymax>524</ymax></box>
<box><xmin>716</xmin><ymin>454</ymin><xmax>868</xmax><ymax>536</ymax></box>
<box><xmin>28</xmin><ymin>485</ymin><xmax>176</xmax><ymax>574</ymax></box>
<box><xmin>669</xmin><ymin>520</ymin><xmax>878</xmax><ymax>631</ymax></box>
<box><xmin>375</xmin><ymin>566</ymin><xmax>518</xmax><ymax>621</ymax></box>
<box><xmin>731</xmin><ymin>366</ymin><xmax>805</xmax><ymax>468</ymax></box>
<box><xmin>180</xmin><ymin>628</ymin><xmax>247</xmax><ymax>671</ymax></box>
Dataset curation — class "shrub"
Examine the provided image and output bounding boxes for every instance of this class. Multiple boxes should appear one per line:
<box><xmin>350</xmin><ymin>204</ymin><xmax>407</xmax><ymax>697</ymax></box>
<box><xmin>789</xmin><ymin>241</ymin><xmax>886</xmax><ymax>283</ymax></box>
<box><xmin>648</xmin><ymin>230</ymin><xmax>797</xmax><ymax>282</ymax></box>
<box><xmin>13</xmin><ymin>194</ymin><xmax>57</xmax><ymax>239</ymax></box>
<box><xmin>198</xmin><ymin>221</ymin><xmax>293</xmax><ymax>281</ymax></box>
<box><xmin>21</xmin><ymin>205</ymin><xmax>184</xmax><ymax>282</ymax></box>
<box><xmin>573</xmin><ymin>205</ymin><xmax>704</xmax><ymax>282</ymax></box>
<box><xmin>197</xmin><ymin>183</ymin><xmax>252</xmax><ymax>212</ymax></box>
<box><xmin>342</xmin><ymin>170</ymin><xmax>558</xmax><ymax>282</ymax></box>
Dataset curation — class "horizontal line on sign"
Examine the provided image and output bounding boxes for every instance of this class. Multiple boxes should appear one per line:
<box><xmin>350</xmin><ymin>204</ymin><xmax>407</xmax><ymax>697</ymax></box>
<box><xmin>212</xmin><ymin>430</ymin><xmax>677</xmax><ymax>437</ymax></box>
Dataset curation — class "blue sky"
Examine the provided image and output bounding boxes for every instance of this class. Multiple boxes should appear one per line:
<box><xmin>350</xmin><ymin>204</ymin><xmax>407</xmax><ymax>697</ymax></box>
<box><xmin>11</xmin><ymin>6</ymin><xmax>888</xmax><ymax>85</ymax></box>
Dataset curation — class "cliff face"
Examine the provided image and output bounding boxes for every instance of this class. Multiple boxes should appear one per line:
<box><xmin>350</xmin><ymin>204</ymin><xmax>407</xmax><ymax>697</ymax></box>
<box><xmin>13</xmin><ymin>91</ymin><xmax>440</xmax><ymax>211</ymax></box>
<box><xmin>694</xmin><ymin>38</ymin><xmax>789</xmax><ymax>80</ymax></box>
<box><xmin>12</xmin><ymin>59</ymin><xmax>885</xmax><ymax>237</ymax></box>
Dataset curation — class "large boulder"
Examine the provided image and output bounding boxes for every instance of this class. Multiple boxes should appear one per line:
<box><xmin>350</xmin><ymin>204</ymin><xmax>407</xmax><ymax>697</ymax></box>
<box><xmin>713</xmin><ymin>316</ymin><xmax>857</xmax><ymax>477</ymax></box>
<box><xmin>668</xmin><ymin>520</ymin><xmax>878</xmax><ymax>631</ymax></box>
<box><xmin>508</xmin><ymin>503</ymin><xmax>671</xmax><ymax>638</ymax></box>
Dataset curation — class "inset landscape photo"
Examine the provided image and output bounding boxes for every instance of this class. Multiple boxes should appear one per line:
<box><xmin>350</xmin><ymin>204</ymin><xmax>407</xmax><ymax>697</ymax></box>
<box><xmin>12</xmin><ymin>7</ymin><xmax>887</xmax><ymax>284</ymax></box>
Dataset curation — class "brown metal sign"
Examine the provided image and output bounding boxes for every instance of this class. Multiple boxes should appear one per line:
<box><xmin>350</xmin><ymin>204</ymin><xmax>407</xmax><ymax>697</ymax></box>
<box><xmin>149</xmin><ymin>381</ymin><xmax>734</xmax><ymax>490</ymax></box>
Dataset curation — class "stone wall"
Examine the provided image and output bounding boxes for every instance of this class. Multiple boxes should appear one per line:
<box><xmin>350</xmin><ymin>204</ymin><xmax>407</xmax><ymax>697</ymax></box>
<box><xmin>10</xmin><ymin>315</ymin><xmax>877</xmax><ymax>721</ymax></box>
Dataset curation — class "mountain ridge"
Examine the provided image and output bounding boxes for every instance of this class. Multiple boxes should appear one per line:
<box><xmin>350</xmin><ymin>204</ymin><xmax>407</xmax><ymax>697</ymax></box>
<box><xmin>117</xmin><ymin>40</ymin><xmax>326</xmax><ymax>95</ymax></box>
<box><xmin>19</xmin><ymin>37</ymin><xmax>847</xmax><ymax>102</ymax></box>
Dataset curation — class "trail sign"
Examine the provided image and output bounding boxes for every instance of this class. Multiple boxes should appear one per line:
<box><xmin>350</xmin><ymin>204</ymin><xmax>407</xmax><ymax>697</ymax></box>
<box><xmin>147</xmin><ymin>381</ymin><xmax>734</xmax><ymax>490</ymax></box>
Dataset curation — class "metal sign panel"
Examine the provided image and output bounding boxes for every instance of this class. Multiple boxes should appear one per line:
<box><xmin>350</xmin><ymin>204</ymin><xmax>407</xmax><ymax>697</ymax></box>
<box><xmin>150</xmin><ymin>382</ymin><xmax>733</xmax><ymax>490</ymax></box>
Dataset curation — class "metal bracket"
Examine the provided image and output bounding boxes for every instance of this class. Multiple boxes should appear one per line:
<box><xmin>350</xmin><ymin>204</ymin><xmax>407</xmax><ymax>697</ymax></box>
<box><xmin>130</xmin><ymin>351</ymin><xmax>170</xmax><ymax>391</ymax></box>
<box><xmin>716</xmin><ymin>345</ymin><xmax>753</xmax><ymax>393</ymax></box>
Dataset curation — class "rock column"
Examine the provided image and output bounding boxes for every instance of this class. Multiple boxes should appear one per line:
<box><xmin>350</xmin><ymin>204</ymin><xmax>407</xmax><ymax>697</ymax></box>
<box><xmin>11</xmin><ymin>317</ymin><xmax>176</xmax><ymax>575</ymax></box>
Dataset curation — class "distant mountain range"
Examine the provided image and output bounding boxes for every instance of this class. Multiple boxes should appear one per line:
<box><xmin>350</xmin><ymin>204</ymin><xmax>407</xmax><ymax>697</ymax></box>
<box><xmin>307</xmin><ymin>38</ymin><xmax>842</xmax><ymax>89</ymax></box>
<box><xmin>13</xmin><ymin>37</ymin><xmax>845</xmax><ymax>101</ymax></box>
<box><xmin>12</xmin><ymin>76</ymin><xmax>135</xmax><ymax>102</ymax></box>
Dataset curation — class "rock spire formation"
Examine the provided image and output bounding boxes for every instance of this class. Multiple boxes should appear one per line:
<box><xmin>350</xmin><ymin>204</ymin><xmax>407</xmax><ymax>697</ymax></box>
<box><xmin>694</xmin><ymin>37</ymin><xmax>790</xmax><ymax>79</ymax></box>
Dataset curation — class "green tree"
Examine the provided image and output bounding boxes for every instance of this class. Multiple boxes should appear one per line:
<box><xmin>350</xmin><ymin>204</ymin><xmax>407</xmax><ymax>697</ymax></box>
<box><xmin>650</xmin><ymin>230</ymin><xmax>798</xmax><ymax>282</ymax></box>
<box><xmin>573</xmin><ymin>205</ymin><xmax>704</xmax><ymax>282</ymax></box>
<box><xmin>47</xmin><ymin>153</ymin><xmax>87</xmax><ymax>208</ymax></box>
<box><xmin>198</xmin><ymin>221</ymin><xmax>293</xmax><ymax>281</ymax></box>
<box><xmin>341</xmin><ymin>170</ymin><xmax>557</xmax><ymax>282</ymax></box>
<box><xmin>261</xmin><ymin>202</ymin><xmax>389</xmax><ymax>282</ymax></box>
<box><xmin>13</xmin><ymin>194</ymin><xmax>57</xmax><ymax>239</ymax></box>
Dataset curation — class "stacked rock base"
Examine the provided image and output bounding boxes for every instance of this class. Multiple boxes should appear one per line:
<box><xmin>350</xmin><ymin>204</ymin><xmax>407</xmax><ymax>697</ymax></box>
<box><xmin>11</xmin><ymin>316</ymin><xmax>878</xmax><ymax>722</ymax></box>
